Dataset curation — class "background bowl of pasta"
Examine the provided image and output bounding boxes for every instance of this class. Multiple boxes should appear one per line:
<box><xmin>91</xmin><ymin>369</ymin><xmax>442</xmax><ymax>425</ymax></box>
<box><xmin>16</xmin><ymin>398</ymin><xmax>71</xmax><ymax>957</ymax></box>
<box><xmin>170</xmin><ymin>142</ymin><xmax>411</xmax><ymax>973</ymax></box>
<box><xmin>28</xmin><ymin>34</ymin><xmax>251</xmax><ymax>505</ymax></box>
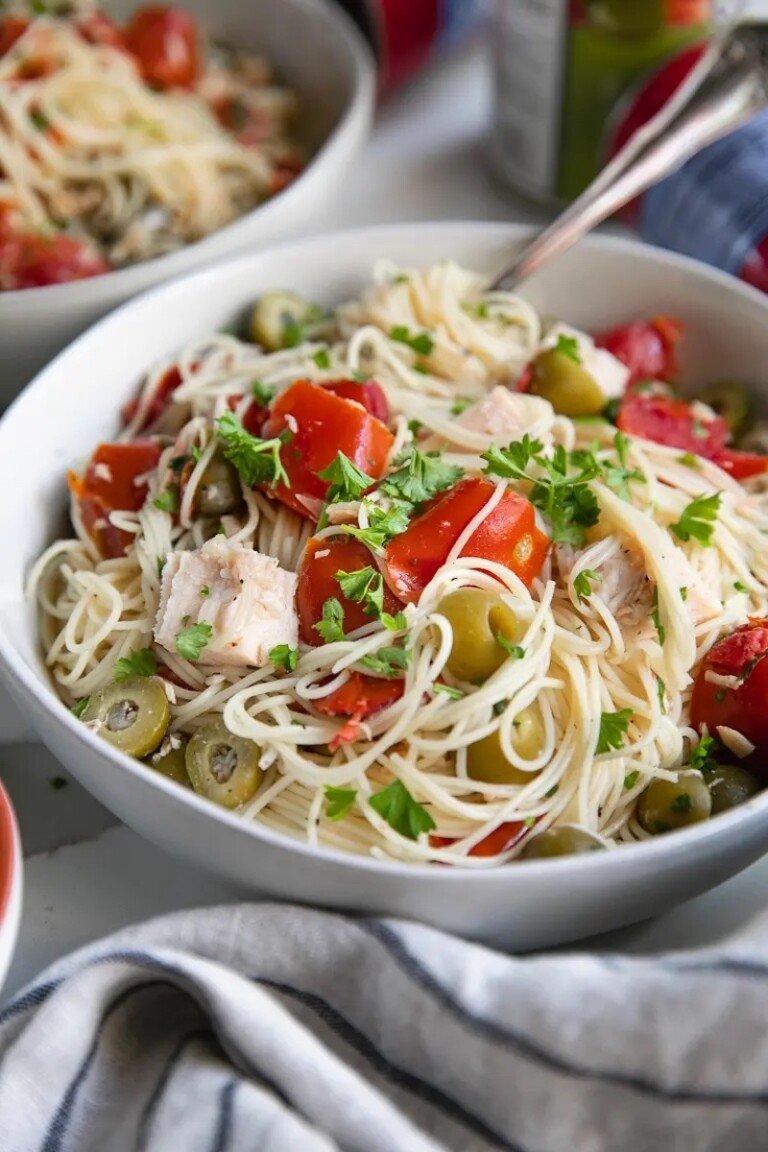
<box><xmin>0</xmin><ymin>0</ymin><xmax>374</xmax><ymax>405</ymax></box>
<box><xmin>3</xmin><ymin>220</ymin><xmax>768</xmax><ymax>950</ymax></box>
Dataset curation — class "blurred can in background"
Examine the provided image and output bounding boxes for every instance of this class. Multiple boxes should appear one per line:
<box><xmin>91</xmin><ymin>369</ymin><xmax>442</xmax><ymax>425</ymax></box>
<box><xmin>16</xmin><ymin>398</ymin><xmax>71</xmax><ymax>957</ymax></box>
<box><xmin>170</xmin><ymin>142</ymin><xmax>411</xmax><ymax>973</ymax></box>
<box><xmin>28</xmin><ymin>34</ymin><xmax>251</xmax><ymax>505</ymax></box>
<box><xmin>337</xmin><ymin>0</ymin><xmax>487</xmax><ymax>91</ymax></box>
<box><xmin>489</xmin><ymin>0</ymin><xmax>712</xmax><ymax>204</ymax></box>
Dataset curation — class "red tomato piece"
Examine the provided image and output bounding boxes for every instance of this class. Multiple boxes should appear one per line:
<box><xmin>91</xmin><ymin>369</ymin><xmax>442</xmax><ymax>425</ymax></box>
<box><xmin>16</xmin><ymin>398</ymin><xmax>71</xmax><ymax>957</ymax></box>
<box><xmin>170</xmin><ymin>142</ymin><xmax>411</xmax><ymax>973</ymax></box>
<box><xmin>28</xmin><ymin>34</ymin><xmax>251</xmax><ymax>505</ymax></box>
<box><xmin>261</xmin><ymin>379</ymin><xmax>394</xmax><ymax>520</ymax></box>
<box><xmin>76</xmin><ymin>10</ymin><xmax>124</xmax><ymax>48</ymax></box>
<box><xmin>384</xmin><ymin>477</ymin><xmax>549</xmax><ymax>605</ymax></box>
<box><xmin>124</xmin><ymin>5</ymin><xmax>200</xmax><ymax>89</ymax></box>
<box><xmin>0</xmin><ymin>232</ymin><xmax>108</xmax><ymax>291</ymax></box>
<box><xmin>431</xmin><ymin>821</ymin><xmax>528</xmax><ymax>858</ymax></box>
<box><xmin>314</xmin><ymin>673</ymin><xmax>404</xmax><ymax>726</ymax></box>
<box><xmin>68</xmin><ymin>441</ymin><xmax>162</xmax><ymax>558</ymax></box>
<box><xmin>616</xmin><ymin>392</ymin><xmax>728</xmax><ymax>458</ymax></box>
<box><xmin>122</xmin><ymin>365</ymin><xmax>182</xmax><ymax>429</ymax></box>
<box><xmin>691</xmin><ymin>620</ymin><xmax>768</xmax><ymax>760</ymax></box>
<box><xmin>297</xmin><ymin>536</ymin><xmax>403</xmax><ymax>646</ymax></box>
<box><xmin>322</xmin><ymin>379</ymin><xmax>390</xmax><ymax>424</ymax></box>
<box><xmin>711</xmin><ymin>449</ymin><xmax>768</xmax><ymax>481</ymax></box>
<box><xmin>595</xmin><ymin>316</ymin><xmax>684</xmax><ymax>385</ymax></box>
<box><xmin>0</xmin><ymin>14</ymin><xmax>28</xmax><ymax>55</ymax></box>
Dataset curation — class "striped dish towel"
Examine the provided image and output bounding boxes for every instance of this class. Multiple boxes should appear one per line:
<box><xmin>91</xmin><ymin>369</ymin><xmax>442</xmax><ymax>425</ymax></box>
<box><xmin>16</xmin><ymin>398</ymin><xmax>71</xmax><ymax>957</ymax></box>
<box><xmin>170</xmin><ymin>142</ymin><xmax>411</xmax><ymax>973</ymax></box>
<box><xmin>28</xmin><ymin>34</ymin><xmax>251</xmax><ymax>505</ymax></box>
<box><xmin>1</xmin><ymin>904</ymin><xmax>768</xmax><ymax>1151</ymax></box>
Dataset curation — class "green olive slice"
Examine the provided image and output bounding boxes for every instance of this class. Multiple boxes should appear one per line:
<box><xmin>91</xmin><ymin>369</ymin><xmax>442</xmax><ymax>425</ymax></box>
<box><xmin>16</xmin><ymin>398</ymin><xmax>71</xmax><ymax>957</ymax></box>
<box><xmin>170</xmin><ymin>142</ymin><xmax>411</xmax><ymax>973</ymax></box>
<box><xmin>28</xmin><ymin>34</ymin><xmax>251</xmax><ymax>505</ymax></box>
<box><xmin>250</xmin><ymin>290</ymin><xmax>316</xmax><ymax>351</ymax></box>
<box><xmin>636</xmin><ymin>773</ymin><xmax>712</xmax><ymax>835</ymax></box>
<box><xmin>528</xmin><ymin>348</ymin><xmax>605</xmax><ymax>417</ymax></box>
<box><xmin>438</xmin><ymin>588</ymin><xmax>521</xmax><ymax>683</ymax></box>
<box><xmin>150</xmin><ymin>738</ymin><xmax>191</xmax><ymax>788</ymax></box>
<box><xmin>706</xmin><ymin>763</ymin><xmax>760</xmax><ymax>815</ymax></box>
<box><xmin>520</xmin><ymin>826</ymin><xmax>605</xmax><ymax>860</ymax></box>
<box><xmin>699</xmin><ymin>383</ymin><xmax>750</xmax><ymax>437</ymax></box>
<box><xmin>467</xmin><ymin>708</ymin><xmax>545</xmax><ymax>785</ymax></box>
<box><xmin>83</xmin><ymin>677</ymin><xmax>170</xmax><ymax>758</ymax></box>
<box><xmin>185</xmin><ymin>717</ymin><xmax>263</xmax><ymax>809</ymax></box>
<box><xmin>195</xmin><ymin>452</ymin><xmax>243</xmax><ymax>517</ymax></box>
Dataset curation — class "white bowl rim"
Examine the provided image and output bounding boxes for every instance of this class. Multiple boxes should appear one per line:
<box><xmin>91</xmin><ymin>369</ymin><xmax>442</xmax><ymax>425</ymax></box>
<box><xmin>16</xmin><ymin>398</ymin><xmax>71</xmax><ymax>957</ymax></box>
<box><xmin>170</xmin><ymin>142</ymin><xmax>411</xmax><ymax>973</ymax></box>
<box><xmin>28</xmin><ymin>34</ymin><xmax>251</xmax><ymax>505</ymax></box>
<box><xmin>0</xmin><ymin>0</ymin><xmax>375</xmax><ymax>308</ymax></box>
<box><xmin>4</xmin><ymin>218</ymin><xmax>768</xmax><ymax>886</ymax></box>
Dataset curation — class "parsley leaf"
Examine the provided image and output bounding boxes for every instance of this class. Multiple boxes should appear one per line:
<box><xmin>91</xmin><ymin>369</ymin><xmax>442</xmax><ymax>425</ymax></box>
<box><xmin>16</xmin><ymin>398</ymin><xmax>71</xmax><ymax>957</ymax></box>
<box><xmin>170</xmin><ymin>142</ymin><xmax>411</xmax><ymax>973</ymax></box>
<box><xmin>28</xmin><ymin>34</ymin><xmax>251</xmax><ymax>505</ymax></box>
<box><xmin>651</xmin><ymin>588</ymin><xmax>665</xmax><ymax>647</ymax></box>
<box><xmin>554</xmin><ymin>333</ymin><xmax>582</xmax><ymax>363</ymax></box>
<box><xmin>734</xmin><ymin>580</ymin><xmax>750</xmax><ymax>594</ymax></box>
<box><xmin>481</xmin><ymin>434</ymin><xmax>544</xmax><ymax>481</ymax></box>
<box><xmin>596</xmin><ymin>708</ymin><xmax>633</xmax><ymax>754</ymax></box>
<box><xmin>343</xmin><ymin>501</ymin><xmax>412</xmax><ymax>552</ymax></box>
<box><xmin>602</xmin><ymin>431</ymin><xmax>645</xmax><ymax>500</ymax></box>
<box><xmin>318</xmin><ymin>453</ymin><xmax>374</xmax><ymax>504</ymax></box>
<box><xmin>690</xmin><ymin>734</ymin><xmax>717</xmax><ymax>774</ymax></box>
<box><xmin>335</xmin><ymin>567</ymin><xmax>384</xmax><ymax>617</ymax></box>
<box><xmin>369</xmin><ymin>779</ymin><xmax>436</xmax><ymax>840</ymax></box>
<box><xmin>434</xmin><ymin>683</ymin><xmax>465</xmax><ymax>700</ymax></box>
<box><xmin>217</xmin><ymin>412</ymin><xmax>288</xmax><ymax>489</ymax></box>
<box><xmin>380</xmin><ymin>449</ymin><xmax>462</xmax><ymax>507</ymax></box>
<box><xmin>670</xmin><ymin>492</ymin><xmax>722</xmax><ymax>546</ymax></box>
<box><xmin>624</xmin><ymin>770</ymin><xmax>639</xmax><ymax>790</ymax></box>
<box><xmin>176</xmin><ymin>622</ymin><xmax>213</xmax><ymax>661</ymax></box>
<box><xmin>269</xmin><ymin>644</ymin><xmax>299</xmax><ymax>672</ymax></box>
<box><xmin>657</xmin><ymin>677</ymin><xmax>666</xmax><ymax>714</ymax></box>
<box><xmin>495</xmin><ymin>634</ymin><xmax>525</xmax><ymax>660</ymax></box>
<box><xmin>573</xmin><ymin>568</ymin><xmax>600</xmax><ymax>601</ymax></box>
<box><xmin>315</xmin><ymin>598</ymin><xmax>346</xmax><ymax>643</ymax></box>
<box><xmin>251</xmin><ymin>380</ymin><xmax>276</xmax><ymax>407</ymax></box>
<box><xmin>153</xmin><ymin>486</ymin><xmax>178</xmax><ymax>514</ymax></box>
<box><xmin>678</xmin><ymin>452</ymin><xmax>700</xmax><ymax>469</ymax></box>
<box><xmin>313</xmin><ymin>348</ymin><xmax>331</xmax><ymax>370</ymax></box>
<box><xmin>389</xmin><ymin>325</ymin><xmax>435</xmax><ymax>357</ymax></box>
<box><xmin>114</xmin><ymin>648</ymin><xmax>157</xmax><ymax>682</ymax></box>
<box><xmin>360</xmin><ymin>646</ymin><xmax>411</xmax><ymax>677</ymax></box>
<box><xmin>381</xmin><ymin>610</ymin><xmax>407</xmax><ymax>632</ymax></box>
<box><xmin>324</xmin><ymin>786</ymin><xmax>357</xmax><ymax>821</ymax></box>
<box><xmin>70</xmin><ymin>697</ymin><xmax>90</xmax><ymax>719</ymax></box>
<box><xmin>451</xmin><ymin>397</ymin><xmax>473</xmax><ymax>416</ymax></box>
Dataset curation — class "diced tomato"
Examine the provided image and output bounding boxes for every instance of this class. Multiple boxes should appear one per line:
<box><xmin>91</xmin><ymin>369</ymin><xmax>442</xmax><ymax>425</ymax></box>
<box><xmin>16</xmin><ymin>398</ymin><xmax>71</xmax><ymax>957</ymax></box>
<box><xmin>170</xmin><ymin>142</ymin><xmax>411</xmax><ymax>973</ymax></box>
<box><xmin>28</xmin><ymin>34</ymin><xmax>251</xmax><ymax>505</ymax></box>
<box><xmin>711</xmin><ymin>449</ymin><xmax>768</xmax><ymax>481</ymax></box>
<box><xmin>122</xmin><ymin>365</ymin><xmax>182</xmax><ymax>429</ymax></box>
<box><xmin>214</xmin><ymin>96</ymin><xmax>272</xmax><ymax>148</ymax></box>
<box><xmin>314</xmin><ymin>672</ymin><xmax>404</xmax><ymax>724</ymax></box>
<box><xmin>124</xmin><ymin>5</ymin><xmax>200</xmax><ymax>89</ymax></box>
<box><xmin>261</xmin><ymin>379</ymin><xmax>394</xmax><ymax>519</ymax></box>
<box><xmin>76</xmin><ymin>10</ymin><xmax>124</xmax><ymax>48</ymax></box>
<box><xmin>322</xmin><ymin>379</ymin><xmax>390</xmax><ymax>424</ymax></box>
<box><xmin>0</xmin><ymin>14</ymin><xmax>28</xmax><ymax>55</ymax></box>
<box><xmin>691</xmin><ymin>620</ymin><xmax>768</xmax><ymax>761</ymax></box>
<box><xmin>297</xmin><ymin>536</ymin><xmax>403</xmax><ymax>646</ymax></box>
<box><xmin>617</xmin><ymin>392</ymin><xmax>729</xmax><ymax>458</ymax></box>
<box><xmin>384</xmin><ymin>477</ymin><xmax>549</xmax><ymax>605</ymax></box>
<box><xmin>0</xmin><ymin>232</ymin><xmax>108</xmax><ymax>291</ymax></box>
<box><xmin>268</xmin><ymin>154</ymin><xmax>303</xmax><ymax>195</ymax></box>
<box><xmin>595</xmin><ymin>316</ymin><xmax>684</xmax><ymax>385</ymax></box>
<box><xmin>431</xmin><ymin>821</ymin><xmax>528</xmax><ymax>858</ymax></box>
<box><xmin>69</xmin><ymin>441</ymin><xmax>162</xmax><ymax>558</ymax></box>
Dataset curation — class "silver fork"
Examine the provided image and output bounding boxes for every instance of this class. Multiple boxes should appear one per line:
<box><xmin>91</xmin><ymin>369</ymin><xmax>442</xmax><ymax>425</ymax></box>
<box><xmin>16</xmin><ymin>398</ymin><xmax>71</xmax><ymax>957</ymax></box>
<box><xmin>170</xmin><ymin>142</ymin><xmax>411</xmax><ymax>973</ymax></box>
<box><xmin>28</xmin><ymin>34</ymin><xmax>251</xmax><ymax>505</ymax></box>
<box><xmin>491</xmin><ymin>20</ymin><xmax>768</xmax><ymax>293</ymax></box>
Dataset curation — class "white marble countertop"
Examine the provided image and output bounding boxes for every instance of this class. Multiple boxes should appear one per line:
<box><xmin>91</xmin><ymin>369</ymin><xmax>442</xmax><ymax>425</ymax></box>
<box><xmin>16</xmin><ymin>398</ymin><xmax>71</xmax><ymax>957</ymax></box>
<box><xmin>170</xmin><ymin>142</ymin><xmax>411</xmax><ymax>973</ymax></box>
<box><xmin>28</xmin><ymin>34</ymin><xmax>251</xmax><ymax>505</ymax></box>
<box><xmin>4</xmin><ymin>41</ymin><xmax>768</xmax><ymax>1004</ymax></box>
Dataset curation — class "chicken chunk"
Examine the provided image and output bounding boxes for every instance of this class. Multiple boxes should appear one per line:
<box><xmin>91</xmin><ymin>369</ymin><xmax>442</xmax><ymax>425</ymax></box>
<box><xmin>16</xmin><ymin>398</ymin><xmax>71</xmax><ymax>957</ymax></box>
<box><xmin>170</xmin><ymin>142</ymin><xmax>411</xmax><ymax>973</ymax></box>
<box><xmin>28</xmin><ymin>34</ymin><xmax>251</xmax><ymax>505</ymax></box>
<box><xmin>155</xmin><ymin>538</ymin><xmax>298</xmax><ymax>667</ymax></box>
<box><xmin>421</xmin><ymin>387</ymin><xmax>554</xmax><ymax>452</ymax></box>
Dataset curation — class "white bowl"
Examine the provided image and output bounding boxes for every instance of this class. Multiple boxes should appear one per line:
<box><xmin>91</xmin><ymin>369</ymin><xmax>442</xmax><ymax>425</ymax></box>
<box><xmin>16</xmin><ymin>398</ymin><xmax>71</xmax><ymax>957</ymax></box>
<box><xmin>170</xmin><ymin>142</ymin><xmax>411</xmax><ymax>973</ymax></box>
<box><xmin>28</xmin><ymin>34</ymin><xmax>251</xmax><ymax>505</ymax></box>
<box><xmin>3</xmin><ymin>222</ymin><xmax>768</xmax><ymax>951</ymax></box>
<box><xmin>0</xmin><ymin>0</ymin><xmax>374</xmax><ymax>407</ymax></box>
<box><xmin>0</xmin><ymin>781</ymin><xmax>22</xmax><ymax>993</ymax></box>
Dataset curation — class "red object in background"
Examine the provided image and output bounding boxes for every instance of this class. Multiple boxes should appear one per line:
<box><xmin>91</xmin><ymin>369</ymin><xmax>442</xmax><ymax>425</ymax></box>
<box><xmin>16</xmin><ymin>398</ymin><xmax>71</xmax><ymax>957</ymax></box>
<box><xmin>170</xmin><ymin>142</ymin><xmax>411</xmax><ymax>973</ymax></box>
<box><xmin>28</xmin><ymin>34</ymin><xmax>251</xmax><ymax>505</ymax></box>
<box><xmin>0</xmin><ymin>230</ymin><xmax>108</xmax><ymax>292</ymax></box>
<box><xmin>124</xmin><ymin>5</ymin><xmax>200</xmax><ymax>89</ymax></box>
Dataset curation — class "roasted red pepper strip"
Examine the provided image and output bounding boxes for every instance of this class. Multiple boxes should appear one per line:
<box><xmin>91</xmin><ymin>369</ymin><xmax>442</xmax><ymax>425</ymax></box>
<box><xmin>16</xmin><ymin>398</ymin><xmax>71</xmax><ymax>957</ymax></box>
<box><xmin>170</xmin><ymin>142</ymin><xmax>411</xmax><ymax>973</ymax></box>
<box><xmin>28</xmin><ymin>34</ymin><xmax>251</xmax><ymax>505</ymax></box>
<box><xmin>261</xmin><ymin>378</ymin><xmax>394</xmax><ymax>520</ymax></box>
<box><xmin>594</xmin><ymin>316</ymin><xmax>684</xmax><ymax>385</ymax></box>
<box><xmin>315</xmin><ymin>673</ymin><xmax>404</xmax><ymax>725</ymax></box>
<box><xmin>691</xmin><ymin>620</ymin><xmax>768</xmax><ymax>761</ymax></box>
<box><xmin>322</xmin><ymin>379</ymin><xmax>390</xmax><ymax>424</ymax></box>
<box><xmin>76</xmin><ymin>9</ymin><xmax>124</xmax><ymax>48</ymax></box>
<box><xmin>384</xmin><ymin>477</ymin><xmax>549</xmax><ymax>605</ymax></box>
<box><xmin>297</xmin><ymin>537</ymin><xmax>403</xmax><ymax>646</ymax></box>
<box><xmin>122</xmin><ymin>365</ymin><xmax>182</xmax><ymax>429</ymax></box>
<box><xmin>616</xmin><ymin>392</ymin><xmax>729</xmax><ymax>458</ymax></box>
<box><xmin>69</xmin><ymin>441</ymin><xmax>162</xmax><ymax>558</ymax></box>
<box><xmin>431</xmin><ymin>821</ymin><xmax>528</xmax><ymax>858</ymax></box>
<box><xmin>124</xmin><ymin>4</ymin><xmax>200</xmax><ymax>89</ymax></box>
<box><xmin>711</xmin><ymin>449</ymin><xmax>768</xmax><ymax>481</ymax></box>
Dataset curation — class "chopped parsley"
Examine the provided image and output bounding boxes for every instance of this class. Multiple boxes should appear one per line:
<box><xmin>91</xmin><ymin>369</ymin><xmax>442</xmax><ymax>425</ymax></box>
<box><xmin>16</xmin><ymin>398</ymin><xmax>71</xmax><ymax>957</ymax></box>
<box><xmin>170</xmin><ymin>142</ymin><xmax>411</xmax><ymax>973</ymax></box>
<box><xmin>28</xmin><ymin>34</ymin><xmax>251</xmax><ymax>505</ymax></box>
<box><xmin>216</xmin><ymin>411</ymin><xmax>289</xmax><ymax>489</ymax></box>
<box><xmin>314</xmin><ymin>598</ymin><xmax>346</xmax><ymax>644</ymax></box>
<box><xmin>573</xmin><ymin>568</ymin><xmax>600</xmax><ymax>602</ymax></box>
<box><xmin>380</xmin><ymin>448</ymin><xmax>462</xmax><ymax>507</ymax></box>
<box><xmin>313</xmin><ymin>348</ymin><xmax>331</xmax><ymax>370</ymax></box>
<box><xmin>200</xmin><ymin>585</ymin><xmax>211</xmax><ymax>597</ymax></box>
<box><xmin>251</xmin><ymin>380</ymin><xmax>276</xmax><ymax>407</ymax></box>
<box><xmin>734</xmin><ymin>580</ymin><xmax>750</xmax><ymax>594</ymax></box>
<box><xmin>672</xmin><ymin>792</ymin><xmax>693</xmax><ymax>813</ymax></box>
<box><xmin>153</xmin><ymin>486</ymin><xmax>179</xmax><ymax>514</ymax></box>
<box><xmin>318</xmin><ymin>453</ymin><xmax>374</xmax><ymax>504</ymax></box>
<box><xmin>596</xmin><ymin>708</ymin><xmax>633</xmax><ymax>755</ymax></box>
<box><xmin>554</xmin><ymin>333</ymin><xmax>582</xmax><ymax>363</ymax></box>
<box><xmin>651</xmin><ymin>588</ymin><xmax>665</xmax><ymax>647</ymax></box>
<box><xmin>670</xmin><ymin>492</ymin><xmax>721</xmax><ymax>546</ymax></box>
<box><xmin>269</xmin><ymin>644</ymin><xmax>299</xmax><ymax>672</ymax></box>
<box><xmin>343</xmin><ymin>500</ymin><xmax>412</xmax><ymax>552</ymax></box>
<box><xmin>690</xmin><ymin>734</ymin><xmax>717</xmax><ymax>774</ymax></box>
<box><xmin>369</xmin><ymin>779</ymin><xmax>436</xmax><ymax>840</ymax></box>
<box><xmin>656</xmin><ymin>677</ymin><xmax>666</xmax><ymax>714</ymax></box>
<box><xmin>30</xmin><ymin>108</ymin><xmax>49</xmax><ymax>132</ymax></box>
<box><xmin>335</xmin><ymin>566</ymin><xmax>384</xmax><ymax>618</ymax></box>
<box><xmin>602</xmin><ymin>431</ymin><xmax>645</xmax><ymax>500</ymax></box>
<box><xmin>680</xmin><ymin>586</ymin><xmax>688</xmax><ymax>602</ymax></box>
<box><xmin>324</xmin><ymin>786</ymin><xmax>357</xmax><ymax>821</ymax></box>
<box><xmin>114</xmin><ymin>648</ymin><xmax>157</xmax><ymax>682</ymax></box>
<box><xmin>495</xmin><ymin>634</ymin><xmax>525</xmax><ymax>660</ymax></box>
<box><xmin>381</xmin><ymin>611</ymin><xmax>407</xmax><ymax>632</ymax></box>
<box><xmin>451</xmin><ymin>397</ymin><xmax>473</xmax><ymax>416</ymax></box>
<box><xmin>389</xmin><ymin>325</ymin><xmax>435</xmax><ymax>357</ymax></box>
<box><xmin>176</xmin><ymin>622</ymin><xmax>213</xmax><ymax>662</ymax></box>
<box><xmin>678</xmin><ymin>452</ymin><xmax>700</xmax><ymax>469</ymax></box>
<box><xmin>434</xmin><ymin>683</ymin><xmax>465</xmax><ymax>700</ymax></box>
<box><xmin>360</xmin><ymin>645</ymin><xmax>411</xmax><ymax>677</ymax></box>
<box><xmin>70</xmin><ymin>697</ymin><xmax>90</xmax><ymax>719</ymax></box>
<box><xmin>624</xmin><ymin>770</ymin><xmax>639</xmax><ymax>790</ymax></box>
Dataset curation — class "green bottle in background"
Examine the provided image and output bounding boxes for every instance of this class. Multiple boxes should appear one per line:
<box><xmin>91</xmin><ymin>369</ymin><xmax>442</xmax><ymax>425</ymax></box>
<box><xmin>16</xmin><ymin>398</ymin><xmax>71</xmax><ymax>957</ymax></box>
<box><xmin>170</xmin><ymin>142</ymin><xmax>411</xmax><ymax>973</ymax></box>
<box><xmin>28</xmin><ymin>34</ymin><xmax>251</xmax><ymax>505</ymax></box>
<box><xmin>490</xmin><ymin>0</ymin><xmax>713</xmax><ymax>205</ymax></box>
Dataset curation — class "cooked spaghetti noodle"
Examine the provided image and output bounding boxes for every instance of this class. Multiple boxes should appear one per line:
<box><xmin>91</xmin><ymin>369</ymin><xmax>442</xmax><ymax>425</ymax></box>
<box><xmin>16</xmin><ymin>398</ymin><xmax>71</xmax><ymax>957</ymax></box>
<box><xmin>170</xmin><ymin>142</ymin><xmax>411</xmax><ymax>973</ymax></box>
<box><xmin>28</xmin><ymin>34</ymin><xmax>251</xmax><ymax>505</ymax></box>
<box><xmin>30</xmin><ymin>260</ymin><xmax>768</xmax><ymax>866</ymax></box>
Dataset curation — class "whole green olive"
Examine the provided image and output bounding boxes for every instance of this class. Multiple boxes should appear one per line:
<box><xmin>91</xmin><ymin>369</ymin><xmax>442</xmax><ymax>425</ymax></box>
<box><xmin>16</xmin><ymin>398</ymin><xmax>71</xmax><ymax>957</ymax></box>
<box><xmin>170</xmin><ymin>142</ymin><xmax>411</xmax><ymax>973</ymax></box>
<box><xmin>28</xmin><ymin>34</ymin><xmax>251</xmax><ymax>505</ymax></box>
<box><xmin>250</xmin><ymin>290</ymin><xmax>316</xmax><ymax>351</ymax></box>
<box><xmin>528</xmin><ymin>348</ymin><xmax>605</xmax><ymax>417</ymax></box>
<box><xmin>706</xmin><ymin>764</ymin><xmax>760</xmax><ymax>815</ymax></box>
<box><xmin>195</xmin><ymin>452</ymin><xmax>243</xmax><ymax>517</ymax></box>
<box><xmin>185</xmin><ymin>717</ymin><xmax>263</xmax><ymax>809</ymax></box>
<box><xmin>636</xmin><ymin>773</ymin><xmax>712</xmax><ymax>835</ymax></box>
<box><xmin>467</xmin><ymin>708</ymin><xmax>545</xmax><ymax>785</ymax></box>
<box><xmin>587</xmin><ymin>0</ymin><xmax>664</xmax><ymax>35</ymax></box>
<box><xmin>520</xmin><ymin>826</ymin><xmax>605</xmax><ymax>860</ymax></box>
<box><xmin>699</xmin><ymin>383</ymin><xmax>750</xmax><ymax>438</ymax></box>
<box><xmin>438</xmin><ymin>588</ymin><xmax>521</xmax><ymax>683</ymax></box>
<box><xmin>83</xmin><ymin>677</ymin><xmax>170</xmax><ymax>758</ymax></box>
<box><xmin>150</xmin><ymin>738</ymin><xmax>191</xmax><ymax>788</ymax></box>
